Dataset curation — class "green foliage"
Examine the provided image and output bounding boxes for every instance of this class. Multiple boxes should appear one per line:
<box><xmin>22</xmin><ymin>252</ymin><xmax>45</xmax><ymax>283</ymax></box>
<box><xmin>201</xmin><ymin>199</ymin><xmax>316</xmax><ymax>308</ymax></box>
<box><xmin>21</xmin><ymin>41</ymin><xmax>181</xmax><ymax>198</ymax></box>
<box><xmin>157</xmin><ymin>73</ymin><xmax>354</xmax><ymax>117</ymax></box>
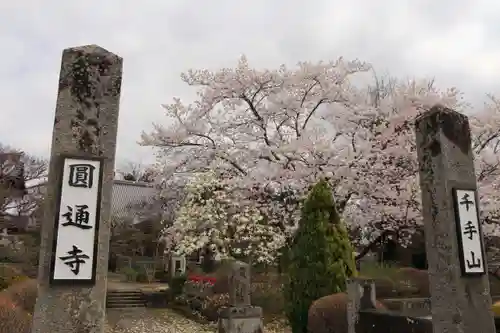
<box><xmin>134</xmin><ymin>263</ymin><xmax>154</xmax><ymax>283</ymax></box>
<box><xmin>0</xmin><ymin>234</ymin><xmax>40</xmax><ymax>279</ymax></box>
<box><xmin>136</xmin><ymin>270</ymin><xmax>149</xmax><ymax>283</ymax></box>
<box><xmin>359</xmin><ymin>261</ymin><xmax>400</xmax><ymax>281</ymax></box>
<box><xmin>154</xmin><ymin>270</ymin><xmax>170</xmax><ymax>282</ymax></box>
<box><xmin>283</xmin><ymin>179</ymin><xmax>356</xmax><ymax>333</ymax></box>
<box><xmin>169</xmin><ymin>274</ymin><xmax>187</xmax><ymax>297</ymax></box>
<box><xmin>0</xmin><ymin>249</ymin><xmax>22</xmax><ymax>264</ymax></box>
<box><xmin>0</xmin><ymin>264</ymin><xmax>26</xmax><ymax>291</ymax></box>
<box><xmin>120</xmin><ymin>267</ymin><xmax>138</xmax><ymax>282</ymax></box>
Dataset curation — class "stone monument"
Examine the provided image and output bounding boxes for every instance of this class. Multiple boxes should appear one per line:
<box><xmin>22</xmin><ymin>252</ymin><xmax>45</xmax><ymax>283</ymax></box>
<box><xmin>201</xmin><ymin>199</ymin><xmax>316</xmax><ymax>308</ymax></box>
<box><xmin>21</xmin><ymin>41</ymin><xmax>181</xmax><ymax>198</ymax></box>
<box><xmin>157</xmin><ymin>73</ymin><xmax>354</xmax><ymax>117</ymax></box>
<box><xmin>31</xmin><ymin>45</ymin><xmax>122</xmax><ymax>333</ymax></box>
<box><xmin>347</xmin><ymin>278</ymin><xmax>376</xmax><ymax>333</ymax></box>
<box><xmin>218</xmin><ymin>260</ymin><xmax>263</xmax><ymax>333</ymax></box>
<box><xmin>415</xmin><ymin>105</ymin><xmax>495</xmax><ymax>333</ymax></box>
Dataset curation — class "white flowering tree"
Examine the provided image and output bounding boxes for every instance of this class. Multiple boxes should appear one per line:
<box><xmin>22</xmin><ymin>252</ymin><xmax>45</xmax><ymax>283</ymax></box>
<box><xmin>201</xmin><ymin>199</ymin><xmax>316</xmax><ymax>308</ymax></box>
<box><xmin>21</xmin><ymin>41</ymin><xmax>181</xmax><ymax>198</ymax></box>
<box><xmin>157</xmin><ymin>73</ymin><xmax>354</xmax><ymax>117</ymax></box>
<box><xmin>171</xmin><ymin>171</ymin><xmax>289</xmax><ymax>263</ymax></box>
<box><xmin>142</xmin><ymin>56</ymin><xmax>500</xmax><ymax>261</ymax></box>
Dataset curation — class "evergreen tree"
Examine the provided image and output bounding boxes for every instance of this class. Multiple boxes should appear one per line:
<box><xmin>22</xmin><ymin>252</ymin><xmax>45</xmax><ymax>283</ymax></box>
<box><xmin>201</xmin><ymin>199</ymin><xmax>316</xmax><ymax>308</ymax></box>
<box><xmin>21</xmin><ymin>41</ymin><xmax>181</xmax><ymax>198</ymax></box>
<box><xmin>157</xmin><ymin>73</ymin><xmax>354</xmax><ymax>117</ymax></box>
<box><xmin>284</xmin><ymin>179</ymin><xmax>356</xmax><ymax>333</ymax></box>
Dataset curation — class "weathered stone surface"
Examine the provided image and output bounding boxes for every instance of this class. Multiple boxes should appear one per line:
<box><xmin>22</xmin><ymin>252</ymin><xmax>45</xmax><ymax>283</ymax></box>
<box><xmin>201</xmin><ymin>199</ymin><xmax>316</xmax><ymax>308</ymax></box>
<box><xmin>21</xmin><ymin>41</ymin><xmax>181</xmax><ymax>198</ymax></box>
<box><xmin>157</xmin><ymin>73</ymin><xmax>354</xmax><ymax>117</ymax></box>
<box><xmin>218</xmin><ymin>307</ymin><xmax>263</xmax><ymax>333</ymax></box>
<box><xmin>415</xmin><ymin>105</ymin><xmax>495</xmax><ymax>333</ymax></box>
<box><xmin>218</xmin><ymin>317</ymin><xmax>263</xmax><ymax>333</ymax></box>
<box><xmin>228</xmin><ymin>261</ymin><xmax>250</xmax><ymax>307</ymax></box>
<box><xmin>382</xmin><ymin>297</ymin><xmax>431</xmax><ymax>317</ymax></box>
<box><xmin>219</xmin><ymin>306</ymin><xmax>263</xmax><ymax>319</ymax></box>
<box><xmin>347</xmin><ymin>278</ymin><xmax>376</xmax><ymax>333</ymax></box>
<box><xmin>31</xmin><ymin>45</ymin><xmax>122</xmax><ymax>333</ymax></box>
<box><xmin>219</xmin><ymin>262</ymin><xmax>263</xmax><ymax>333</ymax></box>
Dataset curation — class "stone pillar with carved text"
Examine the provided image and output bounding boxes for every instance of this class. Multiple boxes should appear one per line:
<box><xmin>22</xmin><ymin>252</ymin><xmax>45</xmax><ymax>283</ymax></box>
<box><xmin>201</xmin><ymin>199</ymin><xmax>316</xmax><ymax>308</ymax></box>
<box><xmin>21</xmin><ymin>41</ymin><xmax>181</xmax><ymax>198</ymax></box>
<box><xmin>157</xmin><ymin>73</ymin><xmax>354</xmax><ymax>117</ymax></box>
<box><xmin>31</xmin><ymin>45</ymin><xmax>122</xmax><ymax>333</ymax></box>
<box><xmin>415</xmin><ymin>105</ymin><xmax>495</xmax><ymax>333</ymax></box>
<box><xmin>218</xmin><ymin>261</ymin><xmax>263</xmax><ymax>333</ymax></box>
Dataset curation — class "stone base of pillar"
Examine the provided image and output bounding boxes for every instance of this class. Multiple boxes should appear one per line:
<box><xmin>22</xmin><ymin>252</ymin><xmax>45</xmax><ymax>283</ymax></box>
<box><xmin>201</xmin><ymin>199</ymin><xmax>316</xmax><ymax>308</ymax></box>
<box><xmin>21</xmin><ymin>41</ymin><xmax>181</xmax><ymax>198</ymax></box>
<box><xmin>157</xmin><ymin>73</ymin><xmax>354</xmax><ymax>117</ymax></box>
<box><xmin>218</xmin><ymin>306</ymin><xmax>263</xmax><ymax>333</ymax></box>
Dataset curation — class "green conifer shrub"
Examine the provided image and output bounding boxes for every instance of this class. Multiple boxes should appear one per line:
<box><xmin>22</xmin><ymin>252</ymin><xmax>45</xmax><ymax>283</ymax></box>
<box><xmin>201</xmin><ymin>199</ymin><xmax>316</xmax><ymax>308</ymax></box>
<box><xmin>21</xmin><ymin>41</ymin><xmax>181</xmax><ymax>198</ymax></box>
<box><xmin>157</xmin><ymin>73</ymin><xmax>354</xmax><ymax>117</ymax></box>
<box><xmin>283</xmin><ymin>179</ymin><xmax>356</xmax><ymax>333</ymax></box>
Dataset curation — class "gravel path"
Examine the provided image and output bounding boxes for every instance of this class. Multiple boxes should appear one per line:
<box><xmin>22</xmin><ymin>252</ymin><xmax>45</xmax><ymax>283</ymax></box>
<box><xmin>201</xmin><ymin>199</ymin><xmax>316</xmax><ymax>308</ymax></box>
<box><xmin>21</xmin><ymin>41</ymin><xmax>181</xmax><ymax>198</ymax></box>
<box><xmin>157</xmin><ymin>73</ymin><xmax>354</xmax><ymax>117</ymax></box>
<box><xmin>105</xmin><ymin>308</ymin><xmax>290</xmax><ymax>333</ymax></box>
<box><xmin>105</xmin><ymin>308</ymin><xmax>216</xmax><ymax>333</ymax></box>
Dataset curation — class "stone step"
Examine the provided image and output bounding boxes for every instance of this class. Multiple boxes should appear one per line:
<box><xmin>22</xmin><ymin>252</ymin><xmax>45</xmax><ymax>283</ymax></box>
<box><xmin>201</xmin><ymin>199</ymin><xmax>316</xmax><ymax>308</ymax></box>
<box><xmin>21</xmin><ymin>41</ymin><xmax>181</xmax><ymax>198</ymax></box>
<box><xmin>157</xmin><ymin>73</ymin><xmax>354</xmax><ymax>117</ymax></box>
<box><xmin>107</xmin><ymin>298</ymin><xmax>144</xmax><ymax>303</ymax></box>
<box><xmin>107</xmin><ymin>290</ymin><xmax>143</xmax><ymax>295</ymax></box>
<box><xmin>107</xmin><ymin>294</ymin><xmax>144</xmax><ymax>299</ymax></box>
<box><xmin>106</xmin><ymin>303</ymin><xmax>145</xmax><ymax>309</ymax></box>
<box><xmin>106</xmin><ymin>297</ymin><xmax>145</xmax><ymax>302</ymax></box>
<box><xmin>106</xmin><ymin>291</ymin><xmax>146</xmax><ymax>309</ymax></box>
<box><xmin>106</xmin><ymin>299</ymin><xmax>145</xmax><ymax>304</ymax></box>
<box><xmin>106</xmin><ymin>301</ymin><xmax>145</xmax><ymax>308</ymax></box>
<box><xmin>107</xmin><ymin>297</ymin><xmax>144</xmax><ymax>303</ymax></box>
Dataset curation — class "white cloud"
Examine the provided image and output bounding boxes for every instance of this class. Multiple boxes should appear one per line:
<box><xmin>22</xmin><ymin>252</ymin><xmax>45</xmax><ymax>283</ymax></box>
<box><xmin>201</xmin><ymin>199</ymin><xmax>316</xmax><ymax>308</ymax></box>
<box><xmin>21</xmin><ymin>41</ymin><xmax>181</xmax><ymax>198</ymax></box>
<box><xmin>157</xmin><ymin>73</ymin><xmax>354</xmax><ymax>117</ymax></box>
<box><xmin>1</xmin><ymin>0</ymin><xmax>500</xmax><ymax>164</ymax></box>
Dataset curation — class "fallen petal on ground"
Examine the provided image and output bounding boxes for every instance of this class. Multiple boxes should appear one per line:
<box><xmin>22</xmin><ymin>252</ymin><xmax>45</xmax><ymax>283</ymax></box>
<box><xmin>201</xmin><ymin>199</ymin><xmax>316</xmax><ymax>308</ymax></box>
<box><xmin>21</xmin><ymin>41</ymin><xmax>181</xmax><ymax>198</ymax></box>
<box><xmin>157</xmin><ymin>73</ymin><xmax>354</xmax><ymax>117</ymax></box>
<box><xmin>105</xmin><ymin>308</ymin><xmax>290</xmax><ymax>333</ymax></box>
<box><xmin>106</xmin><ymin>308</ymin><xmax>216</xmax><ymax>333</ymax></box>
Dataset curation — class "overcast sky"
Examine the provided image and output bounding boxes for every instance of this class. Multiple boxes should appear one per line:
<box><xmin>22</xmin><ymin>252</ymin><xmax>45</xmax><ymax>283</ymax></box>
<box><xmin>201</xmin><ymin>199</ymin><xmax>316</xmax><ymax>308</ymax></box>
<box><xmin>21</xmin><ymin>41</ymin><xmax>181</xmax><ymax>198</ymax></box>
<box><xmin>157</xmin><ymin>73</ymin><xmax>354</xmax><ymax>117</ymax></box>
<box><xmin>1</xmin><ymin>0</ymin><xmax>500</xmax><ymax>167</ymax></box>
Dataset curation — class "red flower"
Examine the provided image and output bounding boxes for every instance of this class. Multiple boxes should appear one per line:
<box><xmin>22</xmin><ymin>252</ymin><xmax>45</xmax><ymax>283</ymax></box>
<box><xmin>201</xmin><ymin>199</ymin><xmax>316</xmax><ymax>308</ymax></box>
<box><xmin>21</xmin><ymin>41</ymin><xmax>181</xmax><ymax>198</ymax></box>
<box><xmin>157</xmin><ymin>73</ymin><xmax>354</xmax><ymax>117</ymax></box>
<box><xmin>187</xmin><ymin>274</ymin><xmax>202</xmax><ymax>282</ymax></box>
<box><xmin>187</xmin><ymin>274</ymin><xmax>217</xmax><ymax>285</ymax></box>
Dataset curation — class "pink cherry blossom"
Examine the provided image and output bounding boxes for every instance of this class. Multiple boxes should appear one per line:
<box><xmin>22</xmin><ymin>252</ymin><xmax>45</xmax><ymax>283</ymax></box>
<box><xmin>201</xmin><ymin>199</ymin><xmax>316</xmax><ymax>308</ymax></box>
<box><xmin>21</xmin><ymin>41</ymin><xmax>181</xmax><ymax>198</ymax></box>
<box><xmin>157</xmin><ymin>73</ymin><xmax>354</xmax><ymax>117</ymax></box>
<box><xmin>141</xmin><ymin>56</ymin><xmax>500</xmax><ymax>259</ymax></box>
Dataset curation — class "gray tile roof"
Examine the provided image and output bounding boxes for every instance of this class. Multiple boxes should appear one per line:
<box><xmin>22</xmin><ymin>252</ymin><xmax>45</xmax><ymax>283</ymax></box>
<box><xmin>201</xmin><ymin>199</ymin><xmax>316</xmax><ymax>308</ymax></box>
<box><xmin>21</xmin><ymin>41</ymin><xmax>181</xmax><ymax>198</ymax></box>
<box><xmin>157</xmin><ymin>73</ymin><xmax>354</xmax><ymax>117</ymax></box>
<box><xmin>5</xmin><ymin>178</ymin><xmax>159</xmax><ymax>220</ymax></box>
<box><xmin>111</xmin><ymin>180</ymin><xmax>158</xmax><ymax>218</ymax></box>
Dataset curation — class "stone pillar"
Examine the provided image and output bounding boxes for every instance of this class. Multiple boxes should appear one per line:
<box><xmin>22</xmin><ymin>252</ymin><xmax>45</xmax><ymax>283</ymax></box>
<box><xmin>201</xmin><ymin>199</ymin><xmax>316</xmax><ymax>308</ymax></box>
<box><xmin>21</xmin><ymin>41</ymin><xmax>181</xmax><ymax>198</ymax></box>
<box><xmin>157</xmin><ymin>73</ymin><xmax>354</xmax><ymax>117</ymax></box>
<box><xmin>415</xmin><ymin>105</ymin><xmax>495</xmax><ymax>333</ymax></box>
<box><xmin>347</xmin><ymin>278</ymin><xmax>376</xmax><ymax>333</ymax></box>
<box><xmin>218</xmin><ymin>261</ymin><xmax>263</xmax><ymax>333</ymax></box>
<box><xmin>31</xmin><ymin>45</ymin><xmax>122</xmax><ymax>333</ymax></box>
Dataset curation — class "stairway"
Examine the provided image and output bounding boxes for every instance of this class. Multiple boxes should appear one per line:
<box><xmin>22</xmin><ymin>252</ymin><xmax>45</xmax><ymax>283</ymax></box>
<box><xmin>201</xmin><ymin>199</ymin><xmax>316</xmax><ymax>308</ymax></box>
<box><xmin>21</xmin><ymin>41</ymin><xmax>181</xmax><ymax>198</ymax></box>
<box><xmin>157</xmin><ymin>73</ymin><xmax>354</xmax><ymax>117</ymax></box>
<box><xmin>106</xmin><ymin>290</ymin><xmax>146</xmax><ymax>309</ymax></box>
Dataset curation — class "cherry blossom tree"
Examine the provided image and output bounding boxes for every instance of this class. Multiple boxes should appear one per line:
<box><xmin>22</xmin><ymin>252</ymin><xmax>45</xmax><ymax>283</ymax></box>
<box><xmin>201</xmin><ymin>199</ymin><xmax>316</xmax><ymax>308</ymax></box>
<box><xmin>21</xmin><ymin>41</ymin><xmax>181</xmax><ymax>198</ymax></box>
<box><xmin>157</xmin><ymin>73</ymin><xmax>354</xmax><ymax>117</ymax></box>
<box><xmin>344</xmin><ymin>78</ymin><xmax>466</xmax><ymax>247</ymax></box>
<box><xmin>116</xmin><ymin>161</ymin><xmax>157</xmax><ymax>183</ymax></box>
<box><xmin>0</xmin><ymin>144</ymin><xmax>47</xmax><ymax>228</ymax></box>
<box><xmin>141</xmin><ymin>57</ymin><xmax>372</xmax><ymax>232</ymax></box>
<box><xmin>141</xmin><ymin>56</ymin><xmax>500</xmax><ymax>261</ymax></box>
<box><xmin>348</xmin><ymin>80</ymin><xmax>500</xmax><ymax>249</ymax></box>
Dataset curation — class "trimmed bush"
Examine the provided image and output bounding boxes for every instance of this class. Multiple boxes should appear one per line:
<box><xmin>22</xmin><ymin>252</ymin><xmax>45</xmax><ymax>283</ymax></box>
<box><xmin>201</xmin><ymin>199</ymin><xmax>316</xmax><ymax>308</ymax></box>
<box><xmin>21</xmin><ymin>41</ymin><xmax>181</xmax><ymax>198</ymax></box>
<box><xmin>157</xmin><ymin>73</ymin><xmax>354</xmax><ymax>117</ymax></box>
<box><xmin>1</xmin><ymin>278</ymin><xmax>38</xmax><ymax>314</ymax></box>
<box><xmin>169</xmin><ymin>274</ymin><xmax>187</xmax><ymax>297</ymax></box>
<box><xmin>119</xmin><ymin>267</ymin><xmax>138</xmax><ymax>282</ymax></box>
<box><xmin>284</xmin><ymin>180</ymin><xmax>356</xmax><ymax>333</ymax></box>
<box><xmin>395</xmin><ymin>267</ymin><xmax>430</xmax><ymax>297</ymax></box>
<box><xmin>0</xmin><ymin>296</ymin><xmax>31</xmax><ymax>333</ymax></box>
<box><xmin>154</xmin><ymin>270</ymin><xmax>170</xmax><ymax>282</ymax></box>
<box><xmin>136</xmin><ymin>271</ymin><xmax>149</xmax><ymax>283</ymax></box>
<box><xmin>308</xmin><ymin>292</ymin><xmax>385</xmax><ymax>333</ymax></box>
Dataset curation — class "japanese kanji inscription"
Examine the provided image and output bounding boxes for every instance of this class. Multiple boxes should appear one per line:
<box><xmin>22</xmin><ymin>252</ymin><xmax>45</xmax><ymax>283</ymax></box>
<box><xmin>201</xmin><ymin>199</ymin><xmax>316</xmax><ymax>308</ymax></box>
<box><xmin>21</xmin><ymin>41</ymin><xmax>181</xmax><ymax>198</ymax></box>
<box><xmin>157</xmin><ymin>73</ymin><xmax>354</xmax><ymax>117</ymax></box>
<box><xmin>68</xmin><ymin>163</ymin><xmax>95</xmax><ymax>188</ymax></box>
<box><xmin>229</xmin><ymin>261</ymin><xmax>251</xmax><ymax>306</ymax></box>
<box><xmin>50</xmin><ymin>157</ymin><xmax>103</xmax><ymax>283</ymax></box>
<box><xmin>453</xmin><ymin>188</ymin><xmax>486</xmax><ymax>275</ymax></box>
<box><xmin>59</xmin><ymin>245</ymin><xmax>90</xmax><ymax>275</ymax></box>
